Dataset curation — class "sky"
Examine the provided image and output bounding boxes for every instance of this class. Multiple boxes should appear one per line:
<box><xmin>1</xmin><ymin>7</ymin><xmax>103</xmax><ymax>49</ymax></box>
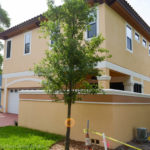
<box><xmin>0</xmin><ymin>0</ymin><xmax>150</xmax><ymax>28</ymax></box>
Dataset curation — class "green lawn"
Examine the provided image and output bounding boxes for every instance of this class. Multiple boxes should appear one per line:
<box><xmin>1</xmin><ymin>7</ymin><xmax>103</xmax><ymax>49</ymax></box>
<box><xmin>0</xmin><ymin>126</ymin><xmax>64</xmax><ymax>150</ymax></box>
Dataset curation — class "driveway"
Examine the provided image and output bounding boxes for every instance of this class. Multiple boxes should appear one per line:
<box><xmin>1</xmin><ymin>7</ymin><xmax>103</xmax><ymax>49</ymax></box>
<box><xmin>0</xmin><ymin>113</ymin><xmax>18</xmax><ymax>127</ymax></box>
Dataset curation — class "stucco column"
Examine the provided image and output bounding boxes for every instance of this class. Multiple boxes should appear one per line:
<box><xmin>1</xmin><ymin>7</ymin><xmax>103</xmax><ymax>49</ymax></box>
<box><xmin>97</xmin><ymin>75</ymin><xmax>111</xmax><ymax>89</ymax></box>
<box><xmin>97</xmin><ymin>68</ymin><xmax>111</xmax><ymax>89</ymax></box>
<box><xmin>124</xmin><ymin>82</ymin><xmax>134</xmax><ymax>92</ymax></box>
<box><xmin>124</xmin><ymin>77</ymin><xmax>134</xmax><ymax>92</ymax></box>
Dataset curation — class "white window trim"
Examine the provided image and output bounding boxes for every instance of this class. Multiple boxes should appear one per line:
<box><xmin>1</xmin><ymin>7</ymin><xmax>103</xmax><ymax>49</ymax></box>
<box><xmin>85</xmin><ymin>6</ymin><xmax>99</xmax><ymax>40</ymax></box>
<box><xmin>148</xmin><ymin>43</ymin><xmax>150</xmax><ymax>56</ymax></box>
<box><xmin>142</xmin><ymin>37</ymin><xmax>147</xmax><ymax>48</ymax></box>
<box><xmin>134</xmin><ymin>31</ymin><xmax>140</xmax><ymax>43</ymax></box>
<box><xmin>6</xmin><ymin>39</ymin><xmax>12</xmax><ymax>60</ymax></box>
<box><xmin>49</xmin><ymin>39</ymin><xmax>54</xmax><ymax>50</ymax></box>
<box><xmin>133</xmin><ymin>82</ymin><xmax>143</xmax><ymax>94</ymax></box>
<box><xmin>126</xmin><ymin>24</ymin><xmax>133</xmax><ymax>53</ymax></box>
<box><xmin>24</xmin><ymin>31</ymin><xmax>32</xmax><ymax>55</ymax></box>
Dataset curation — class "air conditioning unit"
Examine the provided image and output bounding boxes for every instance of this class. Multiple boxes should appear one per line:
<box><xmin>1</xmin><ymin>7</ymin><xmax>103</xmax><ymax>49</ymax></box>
<box><xmin>136</xmin><ymin>128</ymin><xmax>148</xmax><ymax>143</ymax></box>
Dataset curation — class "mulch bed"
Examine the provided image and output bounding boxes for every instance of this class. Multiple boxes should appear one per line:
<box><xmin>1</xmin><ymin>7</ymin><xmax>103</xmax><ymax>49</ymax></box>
<box><xmin>115</xmin><ymin>141</ymin><xmax>150</xmax><ymax>150</ymax></box>
<box><xmin>50</xmin><ymin>140</ymin><xmax>106</xmax><ymax>150</ymax></box>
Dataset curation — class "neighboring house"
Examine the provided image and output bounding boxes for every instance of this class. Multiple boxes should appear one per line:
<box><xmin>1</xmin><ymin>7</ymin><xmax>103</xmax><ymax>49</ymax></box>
<box><xmin>0</xmin><ymin>0</ymin><xmax>150</xmax><ymax>115</ymax></box>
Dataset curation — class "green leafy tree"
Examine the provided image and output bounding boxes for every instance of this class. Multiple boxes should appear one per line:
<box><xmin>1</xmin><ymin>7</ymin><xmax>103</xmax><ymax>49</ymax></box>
<box><xmin>34</xmin><ymin>0</ymin><xmax>111</xmax><ymax>149</ymax></box>
<box><xmin>0</xmin><ymin>5</ymin><xmax>10</xmax><ymax>74</ymax></box>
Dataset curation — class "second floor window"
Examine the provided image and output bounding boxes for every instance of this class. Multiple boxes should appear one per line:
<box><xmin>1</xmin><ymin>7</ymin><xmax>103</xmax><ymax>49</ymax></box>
<box><xmin>135</xmin><ymin>32</ymin><xmax>140</xmax><ymax>42</ymax></box>
<box><xmin>50</xmin><ymin>40</ymin><xmax>54</xmax><ymax>45</ymax></box>
<box><xmin>87</xmin><ymin>12</ymin><xmax>97</xmax><ymax>39</ymax></box>
<box><xmin>142</xmin><ymin>38</ymin><xmax>147</xmax><ymax>48</ymax></box>
<box><xmin>24</xmin><ymin>32</ymin><xmax>31</xmax><ymax>54</ymax></box>
<box><xmin>6</xmin><ymin>40</ymin><xmax>11</xmax><ymax>58</ymax></box>
<box><xmin>149</xmin><ymin>44</ymin><xmax>150</xmax><ymax>56</ymax></box>
<box><xmin>126</xmin><ymin>25</ymin><xmax>132</xmax><ymax>51</ymax></box>
<box><xmin>49</xmin><ymin>25</ymin><xmax>60</xmax><ymax>49</ymax></box>
<box><xmin>49</xmin><ymin>39</ymin><xmax>54</xmax><ymax>50</ymax></box>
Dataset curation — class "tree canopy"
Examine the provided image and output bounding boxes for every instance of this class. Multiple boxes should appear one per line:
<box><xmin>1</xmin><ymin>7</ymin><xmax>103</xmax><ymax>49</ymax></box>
<box><xmin>34</xmin><ymin>0</ymin><xmax>111</xmax><ymax>149</ymax></box>
<box><xmin>0</xmin><ymin>5</ymin><xmax>10</xmax><ymax>74</ymax></box>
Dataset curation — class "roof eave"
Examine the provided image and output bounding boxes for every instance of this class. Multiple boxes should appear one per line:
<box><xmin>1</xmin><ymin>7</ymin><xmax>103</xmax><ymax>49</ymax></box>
<box><xmin>0</xmin><ymin>0</ymin><xmax>150</xmax><ymax>40</ymax></box>
<box><xmin>0</xmin><ymin>15</ymin><xmax>44</xmax><ymax>40</ymax></box>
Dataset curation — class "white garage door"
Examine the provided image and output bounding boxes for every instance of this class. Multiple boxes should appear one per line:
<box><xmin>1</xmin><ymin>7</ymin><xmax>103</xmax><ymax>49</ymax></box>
<box><xmin>8</xmin><ymin>89</ymin><xmax>19</xmax><ymax>114</ymax></box>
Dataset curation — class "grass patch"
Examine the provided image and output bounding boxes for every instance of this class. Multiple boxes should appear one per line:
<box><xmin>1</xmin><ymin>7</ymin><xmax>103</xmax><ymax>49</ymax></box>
<box><xmin>0</xmin><ymin>126</ymin><xmax>64</xmax><ymax>150</ymax></box>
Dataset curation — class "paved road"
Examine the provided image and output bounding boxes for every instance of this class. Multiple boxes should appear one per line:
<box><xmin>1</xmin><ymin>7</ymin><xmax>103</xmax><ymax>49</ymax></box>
<box><xmin>0</xmin><ymin>113</ymin><xmax>18</xmax><ymax>127</ymax></box>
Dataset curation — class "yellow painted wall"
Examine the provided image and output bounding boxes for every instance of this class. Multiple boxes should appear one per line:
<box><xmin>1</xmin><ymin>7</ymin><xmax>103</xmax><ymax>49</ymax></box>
<box><xmin>2</xmin><ymin>5</ymin><xmax>106</xmax><ymax>76</ymax></box>
<box><xmin>2</xmin><ymin>3</ymin><xmax>150</xmax><ymax>81</ymax></box>
<box><xmin>144</xmin><ymin>80</ymin><xmax>150</xmax><ymax>94</ymax></box>
<box><xmin>0</xmin><ymin>75</ymin><xmax>42</xmax><ymax>112</ymax></box>
<box><xmin>19</xmin><ymin>100</ymin><xmax>150</xmax><ymax>149</ymax></box>
<box><xmin>133</xmin><ymin>77</ymin><xmax>142</xmax><ymax>83</ymax></box>
<box><xmin>104</xmin><ymin>4</ymin><xmax>150</xmax><ymax>77</ymax></box>
<box><xmin>3</xmin><ymin>28</ymin><xmax>49</xmax><ymax>74</ymax></box>
<box><xmin>6</xmin><ymin>76</ymin><xmax>41</xmax><ymax>88</ymax></box>
<box><xmin>2</xmin><ymin>3</ymin><xmax>150</xmax><ymax>112</ymax></box>
<box><xmin>112</xmin><ymin>105</ymin><xmax>150</xmax><ymax>143</ymax></box>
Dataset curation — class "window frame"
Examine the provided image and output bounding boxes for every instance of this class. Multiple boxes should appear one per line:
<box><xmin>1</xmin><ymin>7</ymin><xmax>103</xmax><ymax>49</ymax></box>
<box><xmin>6</xmin><ymin>39</ymin><xmax>12</xmax><ymax>59</ymax></box>
<box><xmin>148</xmin><ymin>44</ymin><xmax>150</xmax><ymax>56</ymax></box>
<box><xmin>85</xmin><ymin>6</ymin><xmax>99</xmax><ymax>40</ymax></box>
<box><xmin>49</xmin><ymin>25</ymin><xmax>60</xmax><ymax>50</ymax></box>
<box><xmin>49</xmin><ymin>40</ymin><xmax>54</xmax><ymax>50</ymax></box>
<box><xmin>133</xmin><ymin>83</ymin><xmax>142</xmax><ymax>93</ymax></box>
<box><xmin>24</xmin><ymin>31</ymin><xmax>32</xmax><ymax>55</ymax></box>
<box><xmin>134</xmin><ymin>31</ymin><xmax>140</xmax><ymax>43</ymax></box>
<box><xmin>87</xmin><ymin>21</ymin><xmax>97</xmax><ymax>39</ymax></box>
<box><xmin>126</xmin><ymin>24</ymin><xmax>133</xmax><ymax>53</ymax></box>
<box><xmin>142</xmin><ymin>38</ymin><xmax>147</xmax><ymax>48</ymax></box>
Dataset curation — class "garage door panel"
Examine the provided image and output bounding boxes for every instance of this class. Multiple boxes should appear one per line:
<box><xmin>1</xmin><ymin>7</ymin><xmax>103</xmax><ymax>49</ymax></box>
<box><xmin>8</xmin><ymin>89</ymin><xmax>19</xmax><ymax>114</ymax></box>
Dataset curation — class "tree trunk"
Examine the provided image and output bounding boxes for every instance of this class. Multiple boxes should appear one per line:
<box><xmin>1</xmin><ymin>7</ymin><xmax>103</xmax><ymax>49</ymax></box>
<box><xmin>65</xmin><ymin>101</ymin><xmax>72</xmax><ymax>150</ymax></box>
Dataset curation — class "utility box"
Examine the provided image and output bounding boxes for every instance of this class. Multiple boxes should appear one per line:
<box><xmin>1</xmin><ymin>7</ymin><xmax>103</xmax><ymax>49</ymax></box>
<box><xmin>136</xmin><ymin>128</ymin><xmax>148</xmax><ymax>143</ymax></box>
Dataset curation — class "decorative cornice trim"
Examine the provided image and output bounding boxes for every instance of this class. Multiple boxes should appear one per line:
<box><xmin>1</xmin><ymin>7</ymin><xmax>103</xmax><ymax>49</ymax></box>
<box><xmin>19</xmin><ymin>89</ymin><xmax>150</xmax><ymax>99</ymax></box>
<box><xmin>3</xmin><ymin>71</ymin><xmax>34</xmax><ymax>78</ymax></box>
<box><xmin>20</xmin><ymin>98</ymin><xmax>150</xmax><ymax>105</ymax></box>
<box><xmin>7</xmin><ymin>78</ymin><xmax>42</xmax><ymax>87</ymax></box>
<box><xmin>97</xmin><ymin>75</ymin><xmax>111</xmax><ymax>81</ymax></box>
<box><xmin>97</xmin><ymin>61</ymin><xmax>150</xmax><ymax>82</ymax></box>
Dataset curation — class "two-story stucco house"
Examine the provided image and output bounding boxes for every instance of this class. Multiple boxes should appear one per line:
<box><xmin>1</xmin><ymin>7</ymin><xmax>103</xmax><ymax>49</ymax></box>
<box><xmin>1</xmin><ymin>1</ymin><xmax>150</xmax><ymax>148</ymax></box>
<box><xmin>0</xmin><ymin>0</ymin><xmax>150</xmax><ymax>115</ymax></box>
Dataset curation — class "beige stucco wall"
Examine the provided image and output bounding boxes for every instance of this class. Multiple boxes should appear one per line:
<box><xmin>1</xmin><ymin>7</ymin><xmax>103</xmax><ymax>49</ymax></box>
<box><xmin>144</xmin><ymin>80</ymin><xmax>150</xmax><ymax>94</ymax></box>
<box><xmin>0</xmin><ymin>4</ymin><xmax>108</xmax><ymax>109</ymax></box>
<box><xmin>0</xmin><ymin>75</ymin><xmax>42</xmax><ymax>112</ymax></box>
<box><xmin>112</xmin><ymin>105</ymin><xmax>150</xmax><ymax>142</ymax></box>
<box><xmin>3</xmin><ymin>28</ymin><xmax>48</xmax><ymax>74</ymax></box>
<box><xmin>2</xmin><ymin>3</ymin><xmax>150</xmax><ymax>92</ymax></box>
<box><xmin>2</xmin><ymin>4</ymin><xmax>106</xmax><ymax>76</ymax></box>
<box><xmin>133</xmin><ymin>77</ymin><xmax>142</xmax><ymax>83</ymax></box>
<box><xmin>6</xmin><ymin>76</ymin><xmax>42</xmax><ymax>89</ymax></box>
<box><xmin>19</xmin><ymin>100</ymin><xmax>150</xmax><ymax>149</ymax></box>
<box><xmin>104</xmin><ymin>4</ymin><xmax>150</xmax><ymax>78</ymax></box>
<box><xmin>2</xmin><ymin>3</ymin><xmax>150</xmax><ymax>112</ymax></box>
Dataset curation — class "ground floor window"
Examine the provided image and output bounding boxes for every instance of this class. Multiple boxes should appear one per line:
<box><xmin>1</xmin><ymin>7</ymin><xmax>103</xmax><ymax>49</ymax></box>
<box><xmin>110</xmin><ymin>82</ymin><xmax>124</xmax><ymax>91</ymax></box>
<box><xmin>134</xmin><ymin>83</ymin><xmax>142</xmax><ymax>93</ymax></box>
